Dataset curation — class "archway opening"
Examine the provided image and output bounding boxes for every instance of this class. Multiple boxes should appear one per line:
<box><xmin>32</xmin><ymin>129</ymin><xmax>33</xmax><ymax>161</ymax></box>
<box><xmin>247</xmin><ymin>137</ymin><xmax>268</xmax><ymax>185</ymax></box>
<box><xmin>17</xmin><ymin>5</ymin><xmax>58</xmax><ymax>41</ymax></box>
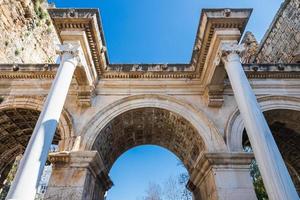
<box><xmin>0</xmin><ymin>108</ymin><xmax>61</xmax><ymax>198</ymax></box>
<box><xmin>243</xmin><ymin>109</ymin><xmax>300</xmax><ymax>198</ymax></box>
<box><xmin>92</xmin><ymin>107</ymin><xmax>206</xmax><ymax>198</ymax></box>
<box><xmin>106</xmin><ymin>145</ymin><xmax>192</xmax><ymax>200</ymax></box>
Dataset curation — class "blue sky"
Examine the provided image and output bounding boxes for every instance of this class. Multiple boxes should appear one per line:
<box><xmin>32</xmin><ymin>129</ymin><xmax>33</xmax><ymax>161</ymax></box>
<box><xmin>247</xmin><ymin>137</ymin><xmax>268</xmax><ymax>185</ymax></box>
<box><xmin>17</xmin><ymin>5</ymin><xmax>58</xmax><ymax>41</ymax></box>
<box><xmin>106</xmin><ymin>145</ymin><xmax>186</xmax><ymax>200</ymax></box>
<box><xmin>50</xmin><ymin>0</ymin><xmax>283</xmax><ymax>64</ymax></box>
<box><xmin>49</xmin><ymin>0</ymin><xmax>283</xmax><ymax>199</ymax></box>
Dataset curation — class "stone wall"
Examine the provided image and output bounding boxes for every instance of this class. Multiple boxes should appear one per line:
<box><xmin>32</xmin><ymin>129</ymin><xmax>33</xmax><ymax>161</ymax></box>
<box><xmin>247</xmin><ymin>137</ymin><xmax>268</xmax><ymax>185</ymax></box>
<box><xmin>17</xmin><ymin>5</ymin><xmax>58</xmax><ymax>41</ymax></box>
<box><xmin>255</xmin><ymin>0</ymin><xmax>300</xmax><ymax>63</ymax></box>
<box><xmin>0</xmin><ymin>0</ymin><xmax>59</xmax><ymax>63</ymax></box>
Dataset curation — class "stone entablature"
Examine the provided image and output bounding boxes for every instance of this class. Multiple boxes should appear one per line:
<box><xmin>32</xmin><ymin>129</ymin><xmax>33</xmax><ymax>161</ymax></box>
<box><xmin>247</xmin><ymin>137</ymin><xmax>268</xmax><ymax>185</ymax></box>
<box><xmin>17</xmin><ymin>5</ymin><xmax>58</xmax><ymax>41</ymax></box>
<box><xmin>0</xmin><ymin>63</ymin><xmax>299</xmax><ymax>79</ymax></box>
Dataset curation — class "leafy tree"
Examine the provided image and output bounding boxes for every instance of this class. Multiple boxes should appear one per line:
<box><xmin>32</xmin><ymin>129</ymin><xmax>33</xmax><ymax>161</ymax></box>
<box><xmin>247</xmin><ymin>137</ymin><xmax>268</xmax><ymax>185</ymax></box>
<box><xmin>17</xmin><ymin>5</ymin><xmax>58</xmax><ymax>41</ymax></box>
<box><xmin>250</xmin><ymin>159</ymin><xmax>268</xmax><ymax>200</ymax></box>
<box><xmin>244</xmin><ymin>146</ymin><xmax>268</xmax><ymax>200</ymax></box>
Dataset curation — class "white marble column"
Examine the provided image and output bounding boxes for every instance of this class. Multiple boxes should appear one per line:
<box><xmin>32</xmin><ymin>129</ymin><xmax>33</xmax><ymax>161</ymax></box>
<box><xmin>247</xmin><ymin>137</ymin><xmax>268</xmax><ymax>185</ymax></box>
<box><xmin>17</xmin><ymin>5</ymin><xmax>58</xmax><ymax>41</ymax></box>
<box><xmin>221</xmin><ymin>42</ymin><xmax>299</xmax><ymax>200</ymax></box>
<box><xmin>6</xmin><ymin>43</ymin><xmax>80</xmax><ymax>200</ymax></box>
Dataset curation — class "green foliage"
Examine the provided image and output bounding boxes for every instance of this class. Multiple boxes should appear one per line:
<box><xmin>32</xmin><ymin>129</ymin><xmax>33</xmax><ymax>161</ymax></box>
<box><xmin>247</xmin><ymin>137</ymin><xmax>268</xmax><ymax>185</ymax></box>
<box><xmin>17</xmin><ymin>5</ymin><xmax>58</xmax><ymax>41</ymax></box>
<box><xmin>244</xmin><ymin>146</ymin><xmax>269</xmax><ymax>200</ymax></box>
<box><xmin>250</xmin><ymin>160</ymin><xmax>269</xmax><ymax>200</ymax></box>
<box><xmin>14</xmin><ymin>49</ymin><xmax>20</xmax><ymax>56</ymax></box>
<box><xmin>34</xmin><ymin>0</ymin><xmax>48</xmax><ymax>20</ymax></box>
<box><xmin>46</xmin><ymin>27</ymin><xmax>52</xmax><ymax>34</ymax></box>
<box><xmin>45</xmin><ymin>19</ymin><xmax>51</xmax><ymax>26</ymax></box>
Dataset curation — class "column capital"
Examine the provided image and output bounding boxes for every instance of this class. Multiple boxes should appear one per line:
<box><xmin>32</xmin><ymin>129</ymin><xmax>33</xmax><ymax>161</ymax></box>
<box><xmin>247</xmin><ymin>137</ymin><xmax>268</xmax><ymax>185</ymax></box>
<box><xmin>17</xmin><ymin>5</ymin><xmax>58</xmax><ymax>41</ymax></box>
<box><xmin>56</xmin><ymin>43</ymin><xmax>80</xmax><ymax>57</ymax></box>
<box><xmin>221</xmin><ymin>42</ymin><xmax>245</xmax><ymax>56</ymax></box>
<box><xmin>56</xmin><ymin>42</ymin><xmax>82</xmax><ymax>68</ymax></box>
<box><xmin>215</xmin><ymin>42</ymin><xmax>245</xmax><ymax>65</ymax></box>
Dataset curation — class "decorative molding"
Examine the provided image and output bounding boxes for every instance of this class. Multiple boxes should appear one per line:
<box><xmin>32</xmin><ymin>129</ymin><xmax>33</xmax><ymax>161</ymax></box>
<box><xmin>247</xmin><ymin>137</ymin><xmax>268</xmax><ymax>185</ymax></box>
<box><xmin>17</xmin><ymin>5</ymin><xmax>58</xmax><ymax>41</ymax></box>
<box><xmin>193</xmin><ymin>9</ymin><xmax>252</xmax><ymax>76</ymax></box>
<box><xmin>48</xmin><ymin>151</ymin><xmax>113</xmax><ymax>190</ymax></box>
<box><xmin>0</xmin><ymin>64</ymin><xmax>299</xmax><ymax>79</ymax></box>
<box><xmin>204</xmin><ymin>85</ymin><xmax>224</xmax><ymax>107</ymax></box>
<box><xmin>101</xmin><ymin>71</ymin><xmax>198</xmax><ymax>79</ymax></box>
<box><xmin>190</xmin><ymin>152</ymin><xmax>254</xmax><ymax>187</ymax></box>
<box><xmin>48</xmin><ymin>8</ymin><xmax>108</xmax><ymax>75</ymax></box>
<box><xmin>48</xmin><ymin>152</ymin><xmax>71</xmax><ymax>165</ymax></box>
<box><xmin>76</xmin><ymin>85</ymin><xmax>95</xmax><ymax>107</ymax></box>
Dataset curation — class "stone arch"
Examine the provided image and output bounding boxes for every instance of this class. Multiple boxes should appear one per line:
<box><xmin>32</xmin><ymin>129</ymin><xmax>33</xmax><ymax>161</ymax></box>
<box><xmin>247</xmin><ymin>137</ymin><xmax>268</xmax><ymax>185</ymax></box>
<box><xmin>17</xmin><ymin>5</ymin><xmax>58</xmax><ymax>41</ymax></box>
<box><xmin>225</xmin><ymin>95</ymin><xmax>300</xmax><ymax>151</ymax></box>
<box><xmin>0</xmin><ymin>96</ymin><xmax>74</xmax><ymax>182</ymax></box>
<box><xmin>80</xmin><ymin>94</ymin><xmax>226</xmax><ymax>155</ymax></box>
<box><xmin>92</xmin><ymin>107</ymin><xmax>205</xmax><ymax>173</ymax></box>
<box><xmin>0</xmin><ymin>96</ymin><xmax>74</xmax><ymax>142</ymax></box>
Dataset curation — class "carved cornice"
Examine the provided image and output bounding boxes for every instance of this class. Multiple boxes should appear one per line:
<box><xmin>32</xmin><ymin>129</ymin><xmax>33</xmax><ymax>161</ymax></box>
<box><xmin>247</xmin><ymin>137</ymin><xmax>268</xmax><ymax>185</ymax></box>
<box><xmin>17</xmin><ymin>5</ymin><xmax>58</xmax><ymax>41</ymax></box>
<box><xmin>0</xmin><ymin>72</ymin><xmax>56</xmax><ymax>79</ymax></box>
<box><xmin>192</xmin><ymin>9</ymin><xmax>252</xmax><ymax>75</ymax></box>
<box><xmin>48</xmin><ymin>8</ymin><xmax>107</xmax><ymax>75</ymax></box>
<box><xmin>0</xmin><ymin>64</ymin><xmax>58</xmax><ymax>79</ymax></box>
<box><xmin>243</xmin><ymin>64</ymin><xmax>300</xmax><ymax>79</ymax></box>
<box><xmin>0</xmin><ymin>64</ymin><xmax>300</xmax><ymax>79</ymax></box>
<box><xmin>101</xmin><ymin>71</ymin><xmax>198</xmax><ymax>79</ymax></box>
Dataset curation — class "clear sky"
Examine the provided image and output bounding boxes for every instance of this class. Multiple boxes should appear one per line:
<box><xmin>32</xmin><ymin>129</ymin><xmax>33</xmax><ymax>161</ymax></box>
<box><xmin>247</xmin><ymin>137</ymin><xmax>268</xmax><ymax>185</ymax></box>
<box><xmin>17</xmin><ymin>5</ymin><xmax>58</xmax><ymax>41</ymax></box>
<box><xmin>49</xmin><ymin>0</ymin><xmax>283</xmax><ymax>199</ymax></box>
<box><xmin>105</xmin><ymin>145</ymin><xmax>186</xmax><ymax>200</ymax></box>
<box><xmin>50</xmin><ymin>0</ymin><xmax>283</xmax><ymax>63</ymax></box>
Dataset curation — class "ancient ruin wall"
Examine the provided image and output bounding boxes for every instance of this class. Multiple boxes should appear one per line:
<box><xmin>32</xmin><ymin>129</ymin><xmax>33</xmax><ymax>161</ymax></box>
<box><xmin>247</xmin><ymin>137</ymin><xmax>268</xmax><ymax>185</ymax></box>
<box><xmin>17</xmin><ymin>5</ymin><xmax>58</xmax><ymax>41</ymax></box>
<box><xmin>255</xmin><ymin>0</ymin><xmax>300</xmax><ymax>63</ymax></box>
<box><xmin>0</xmin><ymin>0</ymin><xmax>59</xmax><ymax>63</ymax></box>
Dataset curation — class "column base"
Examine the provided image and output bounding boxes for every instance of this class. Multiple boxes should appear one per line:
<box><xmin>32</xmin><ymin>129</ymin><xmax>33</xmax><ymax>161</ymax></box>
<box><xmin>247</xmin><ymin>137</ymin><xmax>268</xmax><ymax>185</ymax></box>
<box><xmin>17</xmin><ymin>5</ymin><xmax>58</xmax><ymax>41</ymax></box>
<box><xmin>44</xmin><ymin>151</ymin><xmax>112</xmax><ymax>200</ymax></box>
<box><xmin>189</xmin><ymin>152</ymin><xmax>257</xmax><ymax>200</ymax></box>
